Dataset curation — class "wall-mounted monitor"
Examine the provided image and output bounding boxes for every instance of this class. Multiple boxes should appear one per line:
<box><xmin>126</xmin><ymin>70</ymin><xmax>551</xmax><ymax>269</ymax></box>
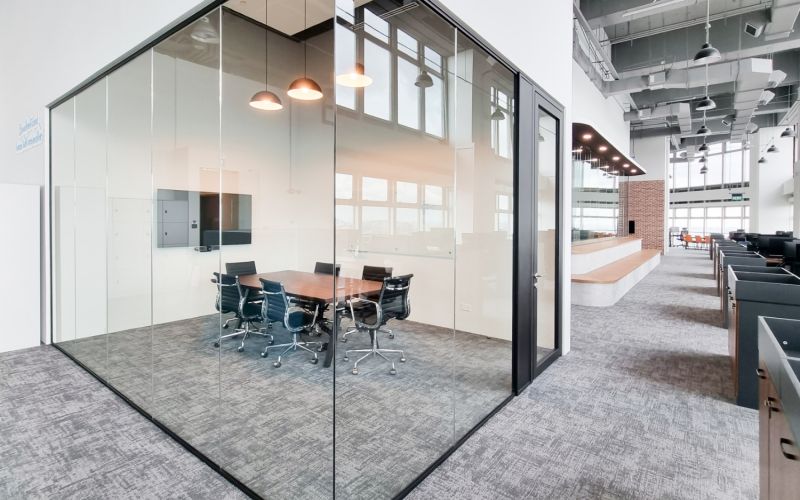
<box><xmin>156</xmin><ymin>189</ymin><xmax>252</xmax><ymax>249</ymax></box>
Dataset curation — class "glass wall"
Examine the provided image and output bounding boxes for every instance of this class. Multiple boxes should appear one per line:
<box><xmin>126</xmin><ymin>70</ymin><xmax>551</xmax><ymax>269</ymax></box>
<box><xmin>669</xmin><ymin>204</ymin><xmax>750</xmax><ymax>236</ymax></box>
<box><xmin>669</xmin><ymin>140</ymin><xmax>749</xmax><ymax>191</ymax></box>
<box><xmin>571</xmin><ymin>157</ymin><xmax>620</xmax><ymax>241</ymax></box>
<box><xmin>49</xmin><ymin>2</ymin><xmax>521</xmax><ymax>498</ymax></box>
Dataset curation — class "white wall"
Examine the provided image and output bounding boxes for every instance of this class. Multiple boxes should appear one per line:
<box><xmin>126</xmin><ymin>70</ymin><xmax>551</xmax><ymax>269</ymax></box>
<box><xmin>751</xmin><ymin>127</ymin><xmax>794</xmax><ymax>233</ymax></box>
<box><xmin>571</xmin><ymin>61</ymin><xmax>630</xmax><ymax>156</ymax></box>
<box><xmin>0</xmin><ymin>184</ymin><xmax>40</xmax><ymax>352</ymax></box>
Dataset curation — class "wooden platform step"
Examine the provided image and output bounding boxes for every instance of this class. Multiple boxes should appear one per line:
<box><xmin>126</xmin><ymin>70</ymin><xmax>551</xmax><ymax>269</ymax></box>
<box><xmin>572</xmin><ymin>249</ymin><xmax>661</xmax><ymax>284</ymax></box>
<box><xmin>571</xmin><ymin>235</ymin><xmax>640</xmax><ymax>255</ymax></box>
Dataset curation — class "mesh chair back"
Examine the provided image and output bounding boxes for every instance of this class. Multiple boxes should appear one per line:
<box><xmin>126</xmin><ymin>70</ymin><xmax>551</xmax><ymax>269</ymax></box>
<box><xmin>214</xmin><ymin>272</ymin><xmax>239</xmax><ymax>314</ymax></box>
<box><xmin>260</xmin><ymin>279</ymin><xmax>289</xmax><ymax>323</ymax></box>
<box><xmin>314</xmin><ymin>262</ymin><xmax>341</xmax><ymax>276</ymax></box>
<box><xmin>225</xmin><ymin>261</ymin><xmax>257</xmax><ymax>276</ymax></box>
<box><xmin>379</xmin><ymin>274</ymin><xmax>413</xmax><ymax>321</ymax></box>
<box><xmin>362</xmin><ymin>265</ymin><xmax>393</xmax><ymax>282</ymax></box>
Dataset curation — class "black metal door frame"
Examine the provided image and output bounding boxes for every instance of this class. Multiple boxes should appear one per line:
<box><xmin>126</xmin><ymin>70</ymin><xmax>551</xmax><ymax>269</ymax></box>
<box><xmin>531</xmin><ymin>92</ymin><xmax>564</xmax><ymax>378</ymax></box>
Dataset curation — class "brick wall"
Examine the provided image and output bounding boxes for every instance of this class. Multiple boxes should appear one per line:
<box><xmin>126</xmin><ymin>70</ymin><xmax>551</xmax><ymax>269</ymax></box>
<box><xmin>619</xmin><ymin>180</ymin><xmax>665</xmax><ymax>253</ymax></box>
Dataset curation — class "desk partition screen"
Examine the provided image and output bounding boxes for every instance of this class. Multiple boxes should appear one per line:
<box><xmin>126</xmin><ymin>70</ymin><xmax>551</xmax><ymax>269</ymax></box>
<box><xmin>50</xmin><ymin>2</ymin><xmax>524</xmax><ymax>498</ymax></box>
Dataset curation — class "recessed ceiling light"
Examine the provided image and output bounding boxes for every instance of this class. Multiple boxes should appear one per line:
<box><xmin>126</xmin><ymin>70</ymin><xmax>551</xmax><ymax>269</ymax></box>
<box><xmin>598</xmin><ymin>145</ymin><xmax>608</xmax><ymax>152</ymax></box>
<box><xmin>600</xmin><ymin>165</ymin><xmax>609</xmax><ymax>169</ymax></box>
<box><xmin>631</xmin><ymin>168</ymin><xmax>638</xmax><ymax>173</ymax></box>
<box><xmin>582</xmin><ymin>133</ymin><xmax>592</xmax><ymax>140</ymax></box>
<box><xmin>622</xmin><ymin>163</ymin><xmax>629</xmax><ymax>167</ymax></box>
<box><xmin>589</xmin><ymin>158</ymin><xmax>598</xmax><ymax>162</ymax></box>
<box><xmin>612</xmin><ymin>156</ymin><xmax>620</xmax><ymax>161</ymax></box>
<box><xmin>573</xmin><ymin>147</ymin><xmax>583</xmax><ymax>153</ymax></box>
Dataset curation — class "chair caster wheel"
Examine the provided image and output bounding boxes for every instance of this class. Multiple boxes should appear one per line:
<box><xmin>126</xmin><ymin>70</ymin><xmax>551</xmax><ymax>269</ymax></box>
<box><xmin>343</xmin><ymin>356</ymin><xmax>349</xmax><ymax>361</ymax></box>
<box><xmin>389</xmin><ymin>334</ymin><xmax>395</xmax><ymax>339</ymax></box>
<box><xmin>352</xmin><ymin>368</ymin><xmax>358</xmax><ymax>375</ymax></box>
<box><xmin>223</xmin><ymin>324</ymin><xmax>229</xmax><ymax>329</ymax></box>
<box><xmin>400</xmin><ymin>357</ymin><xmax>406</xmax><ymax>363</ymax></box>
<box><xmin>213</xmin><ymin>342</ymin><xmax>220</xmax><ymax>348</ymax></box>
<box><xmin>310</xmin><ymin>358</ymin><xmax>319</xmax><ymax>364</ymax></box>
<box><xmin>341</xmin><ymin>337</ymin><xmax>347</xmax><ymax>343</ymax></box>
<box><xmin>390</xmin><ymin>369</ymin><xmax>397</xmax><ymax>375</ymax></box>
<box><xmin>268</xmin><ymin>340</ymin><xmax>274</xmax><ymax>345</ymax></box>
<box><xmin>273</xmin><ymin>361</ymin><xmax>281</xmax><ymax>368</ymax></box>
<box><xmin>237</xmin><ymin>346</ymin><xmax>244</xmax><ymax>352</ymax></box>
<box><xmin>261</xmin><ymin>352</ymin><xmax>268</xmax><ymax>358</ymax></box>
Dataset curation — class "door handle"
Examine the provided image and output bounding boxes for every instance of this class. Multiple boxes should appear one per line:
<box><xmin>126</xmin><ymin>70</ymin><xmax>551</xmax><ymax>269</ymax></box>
<box><xmin>780</xmin><ymin>438</ymin><xmax>799</xmax><ymax>460</ymax></box>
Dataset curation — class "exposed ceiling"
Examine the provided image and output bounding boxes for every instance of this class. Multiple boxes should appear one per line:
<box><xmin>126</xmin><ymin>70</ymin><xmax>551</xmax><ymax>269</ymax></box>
<box><xmin>576</xmin><ymin>0</ymin><xmax>800</xmax><ymax>149</ymax></box>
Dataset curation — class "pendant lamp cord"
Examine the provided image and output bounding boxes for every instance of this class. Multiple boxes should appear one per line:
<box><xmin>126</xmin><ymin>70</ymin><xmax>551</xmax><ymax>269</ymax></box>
<box><xmin>304</xmin><ymin>0</ymin><xmax>308</xmax><ymax>77</ymax></box>
<box><xmin>705</xmin><ymin>0</ymin><xmax>710</xmax><ymax>44</ymax></box>
<box><xmin>264</xmin><ymin>0</ymin><xmax>269</xmax><ymax>86</ymax></box>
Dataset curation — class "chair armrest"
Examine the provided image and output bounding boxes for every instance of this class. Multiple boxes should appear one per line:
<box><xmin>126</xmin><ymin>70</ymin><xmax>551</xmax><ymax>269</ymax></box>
<box><xmin>349</xmin><ymin>297</ymin><xmax>382</xmax><ymax>329</ymax></box>
<box><xmin>285</xmin><ymin>302</ymin><xmax>319</xmax><ymax>332</ymax></box>
<box><xmin>287</xmin><ymin>296</ymin><xmax>318</xmax><ymax>310</ymax></box>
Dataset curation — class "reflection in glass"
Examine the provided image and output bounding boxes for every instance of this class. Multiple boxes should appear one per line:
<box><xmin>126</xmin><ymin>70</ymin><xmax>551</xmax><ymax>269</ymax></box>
<box><xmin>150</xmin><ymin>10</ymin><xmax>222</xmax><ymax>467</ymax></box>
<box><xmin>334</xmin><ymin>3</ymin><xmax>459</xmax><ymax>498</ymax></box>
<box><xmin>106</xmin><ymin>52</ymin><xmax>154</xmax><ymax>410</ymax></box>
<box><xmin>572</xmin><ymin>154</ymin><xmax>619</xmax><ymax>241</ymax></box>
<box><xmin>536</xmin><ymin>110</ymin><xmax>558</xmax><ymax>363</ymax></box>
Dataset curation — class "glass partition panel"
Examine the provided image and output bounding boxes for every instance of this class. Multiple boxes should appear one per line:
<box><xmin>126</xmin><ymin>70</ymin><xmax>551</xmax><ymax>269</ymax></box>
<box><xmin>535</xmin><ymin>108</ymin><xmax>559</xmax><ymax>365</ymax></box>
<box><xmin>150</xmin><ymin>10</ymin><xmax>221</xmax><ymax>462</ymax></box>
<box><xmin>571</xmin><ymin>157</ymin><xmax>618</xmax><ymax>241</ymax></box>
<box><xmin>51</xmin><ymin>99</ymin><xmax>76</xmax><ymax>347</ymax></box>
<box><xmin>105</xmin><ymin>52</ymin><xmax>154</xmax><ymax>410</ymax></box>
<box><xmin>61</xmin><ymin>80</ymin><xmax>109</xmax><ymax>376</ymax></box>
<box><xmin>334</xmin><ymin>1</ymin><xmax>456</xmax><ymax>497</ymax></box>
<box><xmin>217</xmin><ymin>4</ymin><xmax>334</xmax><ymax>496</ymax></box>
<box><xmin>452</xmin><ymin>31</ymin><xmax>514</xmax><ymax>439</ymax></box>
<box><xmin>49</xmin><ymin>2</ymin><xmax>523</xmax><ymax>497</ymax></box>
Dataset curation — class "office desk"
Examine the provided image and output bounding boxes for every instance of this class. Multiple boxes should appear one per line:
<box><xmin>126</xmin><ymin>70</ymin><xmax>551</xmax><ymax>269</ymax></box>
<box><xmin>239</xmin><ymin>270</ymin><xmax>383</xmax><ymax>367</ymax></box>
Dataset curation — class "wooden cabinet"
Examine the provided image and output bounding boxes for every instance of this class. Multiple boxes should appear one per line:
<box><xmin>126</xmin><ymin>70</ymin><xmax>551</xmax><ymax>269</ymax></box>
<box><xmin>758</xmin><ymin>359</ymin><xmax>800</xmax><ymax>500</ymax></box>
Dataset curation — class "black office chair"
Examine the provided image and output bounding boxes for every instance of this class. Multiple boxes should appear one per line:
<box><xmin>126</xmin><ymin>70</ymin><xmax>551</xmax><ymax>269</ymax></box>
<box><xmin>314</xmin><ymin>262</ymin><xmax>341</xmax><ymax>276</ymax></box>
<box><xmin>226</xmin><ymin>261</ymin><xmax>264</xmax><ymax>311</ymax></box>
<box><xmin>341</xmin><ymin>265</ymin><xmax>393</xmax><ymax>343</ymax></box>
<box><xmin>226</xmin><ymin>261</ymin><xmax>257</xmax><ymax>276</ymax></box>
<box><xmin>259</xmin><ymin>278</ymin><xmax>322</xmax><ymax>367</ymax></box>
<box><xmin>212</xmin><ymin>272</ymin><xmax>273</xmax><ymax>352</ymax></box>
<box><xmin>344</xmin><ymin>274</ymin><xmax>412</xmax><ymax>375</ymax></box>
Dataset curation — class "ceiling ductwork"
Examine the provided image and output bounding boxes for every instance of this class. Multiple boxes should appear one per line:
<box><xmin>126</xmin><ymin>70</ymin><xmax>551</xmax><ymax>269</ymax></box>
<box><xmin>730</xmin><ymin>58</ymin><xmax>774</xmax><ymax>141</ymax></box>
<box><xmin>624</xmin><ymin>102</ymin><xmax>693</xmax><ymax>137</ymax></box>
<box><xmin>764</xmin><ymin>0</ymin><xmax>800</xmax><ymax>41</ymax></box>
<box><xmin>603</xmin><ymin>58</ymin><xmax>763</xmax><ymax>96</ymax></box>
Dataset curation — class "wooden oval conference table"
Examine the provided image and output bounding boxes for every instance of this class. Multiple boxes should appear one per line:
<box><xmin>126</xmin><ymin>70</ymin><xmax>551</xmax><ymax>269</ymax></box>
<box><xmin>238</xmin><ymin>270</ymin><xmax>383</xmax><ymax>367</ymax></box>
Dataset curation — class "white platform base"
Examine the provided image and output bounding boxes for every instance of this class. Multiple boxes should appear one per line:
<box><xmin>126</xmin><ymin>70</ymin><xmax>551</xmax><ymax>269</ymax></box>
<box><xmin>572</xmin><ymin>253</ymin><xmax>661</xmax><ymax>307</ymax></box>
<box><xmin>572</xmin><ymin>238</ymin><xmax>642</xmax><ymax>274</ymax></box>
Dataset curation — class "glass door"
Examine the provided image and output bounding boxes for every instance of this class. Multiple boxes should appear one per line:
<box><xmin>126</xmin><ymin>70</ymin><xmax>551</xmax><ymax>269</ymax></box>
<box><xmin>533</xmin><ymin>98</ymin><xmax>561</xmax><ymax>373</ymax></box>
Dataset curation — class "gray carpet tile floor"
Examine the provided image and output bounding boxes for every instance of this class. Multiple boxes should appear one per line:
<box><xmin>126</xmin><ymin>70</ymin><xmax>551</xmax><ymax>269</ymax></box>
<box><xmin>0</xmin><ymin>345</ymin><xmax>245</xmax><ymax>500</ymax></box>
<box><xmin>14</xmin><ymin>314</ymin><xmax>511</xmax><ymax>499</ymax></box>
<box><xmin>408</xmin><ymin>248</ymin><xmax>759</xmax><ymax>499</ymax></box>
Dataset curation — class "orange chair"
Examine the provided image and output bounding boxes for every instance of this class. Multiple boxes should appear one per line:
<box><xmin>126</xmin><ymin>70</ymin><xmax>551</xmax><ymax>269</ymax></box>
<box><xmin>694</xmin><ymin>235</ymin><xmax>703</xmax><ymax>249</ymax></box>
<box><xmin>682</xmin><ymin>234</ymin><xmax>693</xmax><ymax>249</ymax></box>
<box><xmin>702</xmin><ymin>235</ymin><xmax>711</xmax><ymax>249</ymax></box>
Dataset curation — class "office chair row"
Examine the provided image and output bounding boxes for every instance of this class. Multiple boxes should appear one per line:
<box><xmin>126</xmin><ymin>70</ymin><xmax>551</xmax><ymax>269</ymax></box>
<box><xmin>212</xmin><ymin>260</ymin><xmax>413</xmax><ymax>374</ymax></box>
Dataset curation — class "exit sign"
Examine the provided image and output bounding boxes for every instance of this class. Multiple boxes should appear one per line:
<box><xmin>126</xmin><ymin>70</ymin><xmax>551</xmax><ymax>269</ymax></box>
<box><xmin>731</xmin><ymin>192</ymin><xmax>744</xmax><ymax>201</ymax></box>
